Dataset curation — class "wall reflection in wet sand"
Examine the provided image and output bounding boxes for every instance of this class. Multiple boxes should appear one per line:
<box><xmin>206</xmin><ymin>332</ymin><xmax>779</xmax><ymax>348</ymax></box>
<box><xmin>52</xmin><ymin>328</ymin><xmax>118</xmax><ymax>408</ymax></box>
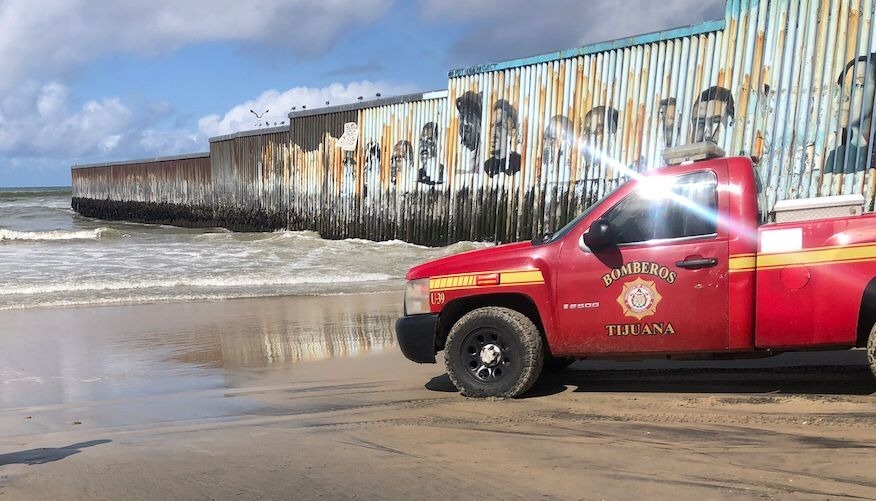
<box><xmin>159</xmin><ymin>295</ymin><xmax>400</xmax><ymax>369</ymax></box>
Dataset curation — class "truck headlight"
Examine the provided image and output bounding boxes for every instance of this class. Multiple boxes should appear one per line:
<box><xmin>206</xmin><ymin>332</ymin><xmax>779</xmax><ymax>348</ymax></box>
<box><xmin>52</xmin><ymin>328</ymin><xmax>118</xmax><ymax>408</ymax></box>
<box><xmin>404</xmin><ymin>278</ymin><xmax>431</xmax><ymax>315</ymax></box>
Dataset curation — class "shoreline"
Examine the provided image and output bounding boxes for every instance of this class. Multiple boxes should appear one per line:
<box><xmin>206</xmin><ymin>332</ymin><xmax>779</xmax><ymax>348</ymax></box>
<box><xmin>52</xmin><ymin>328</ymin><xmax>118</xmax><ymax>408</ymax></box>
<box><xmin>0</xmin><ymin>284</ymin><xmax>406</xmax><ymax>313</ymax></box>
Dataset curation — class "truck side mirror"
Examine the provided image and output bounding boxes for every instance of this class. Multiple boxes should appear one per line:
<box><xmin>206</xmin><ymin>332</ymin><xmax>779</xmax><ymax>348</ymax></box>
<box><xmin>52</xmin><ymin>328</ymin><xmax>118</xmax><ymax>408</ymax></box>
<box><xmin>583</xmin><ymin>218</ymin><xmax>614</xmax><ymax>250</ymax></box>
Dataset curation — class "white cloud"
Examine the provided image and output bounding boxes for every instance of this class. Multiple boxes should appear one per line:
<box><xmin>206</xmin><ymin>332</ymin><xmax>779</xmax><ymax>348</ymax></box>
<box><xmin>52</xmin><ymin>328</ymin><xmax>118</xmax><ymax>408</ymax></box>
<box><xmin>0</xmin><ymin>82</ymin><xmax>132</xmax><ymax>158</ymax></box>
<box><xmin>198</xmin><ymin>80</ymin><xmax>419</xmax><ymax>137</ymax></box>
<box><xmin>0</xmin><ymin>79</ymin><xmax>416</xmax><ymax>172</ymax></box>
<box><xmin>0</xmin><ymin>0</ymin><xmax>393</xmax><ymax>93</ymax></box>
<box><xmin>0</xmin><ymin>0</ymin><xmax>400</xmax><ymax>182</ymax></box>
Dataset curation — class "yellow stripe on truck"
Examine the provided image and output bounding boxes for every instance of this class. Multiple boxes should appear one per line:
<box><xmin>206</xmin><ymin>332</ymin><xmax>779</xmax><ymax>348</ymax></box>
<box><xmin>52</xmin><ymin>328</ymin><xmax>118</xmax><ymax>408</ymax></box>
<box><xmin>728</xmin><ymin>255</ymin><xmax>757</xmax><ymax>272</ymax></box>
<box><xmin>429</xmin><ymin>269</ymin><xmax>544</xmax><ymax>291</ymax></box>
<box><xmin>757</xmin><ymin>244</ymin><xmax>876</xmax><ymax>269</ymax></box>
<box><xmin>500</xmin><ymin>270</ymin><xmax>544</xmax><ymax>285</ymax></box>
<box><xmin>728</xmin><ymin>244</ymin><xmax>876</xmax><ymax>273</ymax></box>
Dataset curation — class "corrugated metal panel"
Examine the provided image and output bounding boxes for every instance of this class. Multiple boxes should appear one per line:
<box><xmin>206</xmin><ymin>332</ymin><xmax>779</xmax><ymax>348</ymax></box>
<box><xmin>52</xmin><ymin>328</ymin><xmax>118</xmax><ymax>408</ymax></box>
<box><xmin>209</xmin><ymin>129</ymin><xmax>291</xmax><ymax>230</ymax></box>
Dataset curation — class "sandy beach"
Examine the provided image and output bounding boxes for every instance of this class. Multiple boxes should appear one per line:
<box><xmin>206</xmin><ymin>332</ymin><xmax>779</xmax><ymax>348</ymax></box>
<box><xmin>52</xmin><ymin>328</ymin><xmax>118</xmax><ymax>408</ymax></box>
<box><xmin>1</xmin><ymin>292</ymin><xmax>875</xmax><ymax>500</ymax></box>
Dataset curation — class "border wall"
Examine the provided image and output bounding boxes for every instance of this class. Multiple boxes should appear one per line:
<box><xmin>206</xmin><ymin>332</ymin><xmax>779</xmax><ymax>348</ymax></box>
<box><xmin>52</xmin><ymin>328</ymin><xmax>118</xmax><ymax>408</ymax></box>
<box><xmin>71</xmin><ymin>153</ymin><xmax>213</xmax><ymax>226</ymax></box>
<box><xmin>72</xmin><ymin>0</ymin><xmax>876</xmax><ymax>245</ymax></box>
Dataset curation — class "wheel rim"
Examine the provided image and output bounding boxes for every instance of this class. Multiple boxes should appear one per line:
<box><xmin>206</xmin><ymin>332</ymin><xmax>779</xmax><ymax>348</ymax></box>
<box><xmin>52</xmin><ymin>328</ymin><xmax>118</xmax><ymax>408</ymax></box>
<box><xmin>460</xmin><ymin>327</ymin><xmax>517</xmax><ymax>384</ymax></box>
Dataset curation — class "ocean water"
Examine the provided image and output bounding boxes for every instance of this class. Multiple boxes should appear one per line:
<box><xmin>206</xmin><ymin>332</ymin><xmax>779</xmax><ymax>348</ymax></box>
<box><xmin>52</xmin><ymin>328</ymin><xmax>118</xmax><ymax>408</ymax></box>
<box><xmin>0</xmin><ymin>187</ymin><xmax>486</xmax><ymax>310</ymax></box>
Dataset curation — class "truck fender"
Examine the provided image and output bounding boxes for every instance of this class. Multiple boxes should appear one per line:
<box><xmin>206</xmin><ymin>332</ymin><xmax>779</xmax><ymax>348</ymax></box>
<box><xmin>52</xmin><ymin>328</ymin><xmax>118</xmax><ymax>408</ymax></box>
<box><xmin>436</xmin><ymin>292</ymin><xmax>552</xmax><ymax>350</ymax></box>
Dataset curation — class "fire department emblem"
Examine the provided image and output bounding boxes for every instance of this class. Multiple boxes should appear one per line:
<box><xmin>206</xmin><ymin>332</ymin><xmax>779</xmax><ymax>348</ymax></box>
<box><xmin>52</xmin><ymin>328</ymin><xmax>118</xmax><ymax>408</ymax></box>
<box><xmin>617</xmin><ymin>278</ymin><xmax>662</xmax><ymax>320</ymax></box>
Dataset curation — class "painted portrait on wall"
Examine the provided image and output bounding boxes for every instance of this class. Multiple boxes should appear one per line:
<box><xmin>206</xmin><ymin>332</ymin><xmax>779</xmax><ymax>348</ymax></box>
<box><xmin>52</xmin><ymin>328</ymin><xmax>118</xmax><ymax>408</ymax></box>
<box><xmin>541</xmin><ymin>115</ymin><xmax>574</xmax><ymax>184</ymax></box>
<box><xmin>417</xmin><ymin>122</ymin><xmax>444</xmax><ymax>186</ymax></box>
<box><xmin>483</xmin><ymin>99</ymin><xmax>521</xmax><ymax>177</ymax></box>
<box><xmin>362</xmin><ymin>141</ymin><xmax>381</xmax><ymax>198</ymax></box>
<box><xmin>579</xmin><ymin>105</ymin><xmax>619</xmax><ymax>168</ymax></box>
<box><xmin>690</xmin><ymin>86</ymin><xmax>735</xmax><ymax>144</ymax></box>
<box><xmin>582</xmin><ymin>105</ymin><xmax>619</xmax><ymax>146</ymax></box>
<box><xmin>390</xmin><ymin>140</ymin><xmax>414</xmax><ymax>187</ymax></box>
<box><xmin>455</xmin><ymin>91</ymin><xmax>482</xmax><ymax>173</ymax></box>
<box><xmin>342</xmin><ymin>150</ymin><xmax>357</xmax><ymax>196</ymax></box>
<box><xmin>577</xmin><ymin>105</ymin><xmax>619</xmax><ymax>204</ymax></box>
<box><xmin>825</xmin><ymin>53</ymin><xmax>876</xmax><ymax>176</ymax></box>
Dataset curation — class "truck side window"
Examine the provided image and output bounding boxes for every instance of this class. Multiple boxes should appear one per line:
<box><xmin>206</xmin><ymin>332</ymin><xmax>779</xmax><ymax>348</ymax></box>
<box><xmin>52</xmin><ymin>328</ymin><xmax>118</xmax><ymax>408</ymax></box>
<box><xmin>603</xmin><ymin>171</ymin><xmax>718</xmax><ymax>244</ymax></box>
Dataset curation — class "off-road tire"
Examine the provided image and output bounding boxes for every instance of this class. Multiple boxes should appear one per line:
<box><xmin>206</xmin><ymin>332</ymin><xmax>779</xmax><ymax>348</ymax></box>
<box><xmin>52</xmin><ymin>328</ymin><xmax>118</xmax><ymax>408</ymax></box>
<box><xmin>444</xmin><ymin>306</ymin><xmax>543</xmax><ymax>398</ymax></box>
<box><xmin>868</xmin><ymin>323</ymin><xmax>876</xmax><ymax>379</ymax></box>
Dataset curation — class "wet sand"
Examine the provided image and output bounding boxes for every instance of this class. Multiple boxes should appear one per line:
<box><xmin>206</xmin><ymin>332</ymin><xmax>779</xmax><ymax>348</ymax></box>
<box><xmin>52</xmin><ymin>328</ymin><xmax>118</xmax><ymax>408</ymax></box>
<box><xmin>1</xmin><ymin>293</ymin><xmax>875</xmax><ymax>500</ymax></box>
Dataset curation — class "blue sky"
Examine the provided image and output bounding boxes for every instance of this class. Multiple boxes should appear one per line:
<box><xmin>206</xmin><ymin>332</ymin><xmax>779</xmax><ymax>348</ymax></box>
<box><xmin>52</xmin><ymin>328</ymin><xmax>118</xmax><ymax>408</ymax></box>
<box><xmin>0</xmin><ymin>0</ymin><xmax>725</xmax><ymax>187</ymax></box>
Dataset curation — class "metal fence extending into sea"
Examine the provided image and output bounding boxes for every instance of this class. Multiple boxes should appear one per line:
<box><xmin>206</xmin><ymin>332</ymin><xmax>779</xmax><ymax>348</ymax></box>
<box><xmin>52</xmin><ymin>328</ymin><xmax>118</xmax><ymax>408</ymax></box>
<box><xmin>72</xmin><ymin>0</ymin><xmax>876</xmax><ymax>246</ymax></box>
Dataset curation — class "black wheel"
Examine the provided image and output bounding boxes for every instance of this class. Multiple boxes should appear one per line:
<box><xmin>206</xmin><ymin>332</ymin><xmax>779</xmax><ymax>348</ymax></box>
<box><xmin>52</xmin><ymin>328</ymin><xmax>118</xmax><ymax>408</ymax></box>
<box><xmin>543</xmin><ymin>355</ymin><xmax>575</xmax><ymax>372</ymax></box>
<box><xmin>444</xmin><ymin>306</ymin><xmax>543</xmax><ymax>398</ymax></box>
<box><xmin>868</xmin><ymin>323</ymin><xmax>876</xmax><ymax>379</ymax></box>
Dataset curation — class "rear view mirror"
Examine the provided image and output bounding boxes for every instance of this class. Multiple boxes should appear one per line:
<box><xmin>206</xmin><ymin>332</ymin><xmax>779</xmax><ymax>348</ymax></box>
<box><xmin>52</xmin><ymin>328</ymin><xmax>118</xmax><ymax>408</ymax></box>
<box><xmin>583</xmin><ymin>218</ymin><xmax>614</xmax><ymax>250</ymax></box>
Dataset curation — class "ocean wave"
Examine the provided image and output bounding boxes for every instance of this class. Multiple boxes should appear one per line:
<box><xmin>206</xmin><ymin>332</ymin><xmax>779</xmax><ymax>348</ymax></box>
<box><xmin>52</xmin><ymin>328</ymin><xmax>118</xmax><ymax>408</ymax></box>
<box><xmin>341</xmin><ymin>237</ymin><xmax>431</xmax><ymax>249</ymax></box>
<box><xmin>0</xmin><ymin>273</ymin><xmax>397</xmax><ymax>296</ymax></box>
<box><xmin>0</xmin><ymin>227</ymin><xmax>122</xmax><ymax>242</ymax></box>
<box><xmin>2</xmin><ymin>376</ymin><xmax>44</xmax><ymax>384</ymax></box>
<box><xmin>191</xmin><ymin>229</ymin><xmax>495</xmax><ymax>254</ymax></box>
<box><xmin>0</xmin><ymin>188</ymin><xmax>71</xmax><ymax>199</ymax></box>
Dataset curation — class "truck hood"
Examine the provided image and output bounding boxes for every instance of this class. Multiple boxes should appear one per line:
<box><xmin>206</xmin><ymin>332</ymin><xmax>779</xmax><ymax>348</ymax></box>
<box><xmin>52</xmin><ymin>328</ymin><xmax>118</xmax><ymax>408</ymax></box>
<box><xmin>405</xmin><ymin>241</ymin><xmax>546</xmax><ymax>280</ymax></box>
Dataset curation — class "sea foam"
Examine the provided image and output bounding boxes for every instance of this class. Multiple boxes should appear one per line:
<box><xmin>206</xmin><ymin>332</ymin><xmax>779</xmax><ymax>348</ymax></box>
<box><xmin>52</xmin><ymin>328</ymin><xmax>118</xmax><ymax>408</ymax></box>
<box><xmin>0</xmin><ymin>227</ymin><xmax>120</xmax><ymax>242</ymax></box>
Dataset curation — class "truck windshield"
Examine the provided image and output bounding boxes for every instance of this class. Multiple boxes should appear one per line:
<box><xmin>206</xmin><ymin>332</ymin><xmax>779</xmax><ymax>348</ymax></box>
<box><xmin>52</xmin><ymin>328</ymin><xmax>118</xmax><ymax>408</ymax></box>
<box><xmin>545</xmin><ymin>181</ymin><xmax>629</xmax><ymax>243</ymax></box>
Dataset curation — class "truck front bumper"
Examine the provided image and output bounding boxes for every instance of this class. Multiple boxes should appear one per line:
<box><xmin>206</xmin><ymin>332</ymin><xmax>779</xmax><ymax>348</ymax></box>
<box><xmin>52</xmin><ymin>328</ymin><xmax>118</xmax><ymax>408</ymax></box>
<box><xmin>395</xmin><ymin>314</ymin><xmax>439</xmax><ymax>363</ymax></box>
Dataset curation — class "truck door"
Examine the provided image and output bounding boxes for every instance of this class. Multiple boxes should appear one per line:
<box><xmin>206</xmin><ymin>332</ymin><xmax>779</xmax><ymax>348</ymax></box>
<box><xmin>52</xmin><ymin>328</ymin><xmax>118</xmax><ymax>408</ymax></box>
<box><xmin>554</xmin><ymin>170</ymin><xmax>729</xmax><ymax>355</ymax></box>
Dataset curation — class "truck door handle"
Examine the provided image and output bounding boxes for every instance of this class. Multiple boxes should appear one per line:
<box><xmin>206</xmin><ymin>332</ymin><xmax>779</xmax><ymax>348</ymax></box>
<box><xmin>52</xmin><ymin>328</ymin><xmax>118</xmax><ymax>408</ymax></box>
<box><xmin>675</xmin><ymin>257</ymin><xmax>718</xmax><ymax>270</ymax></box>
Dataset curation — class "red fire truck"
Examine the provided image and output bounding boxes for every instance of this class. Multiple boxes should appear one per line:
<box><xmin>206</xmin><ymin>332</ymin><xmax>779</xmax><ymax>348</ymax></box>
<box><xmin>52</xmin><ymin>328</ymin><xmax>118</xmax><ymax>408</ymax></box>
<box><xmin>396</xmin><ymin>145</ymin><xmax>876</xmax><ymax>397</ymax></box>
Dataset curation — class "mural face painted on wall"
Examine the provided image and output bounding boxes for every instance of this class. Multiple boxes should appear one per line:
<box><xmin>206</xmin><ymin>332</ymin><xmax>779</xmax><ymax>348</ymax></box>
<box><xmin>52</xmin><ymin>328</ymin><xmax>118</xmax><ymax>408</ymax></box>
<box><xmin>541</xmin><ymin>115</ymin><xmax>574</xmax><ymax>183</ymax></box>
<box><xmin>690</xmin><ymin>86</ymin><xmax>735</xmax><ymax>144</ymax></box>
<box><xmin>580</xmin><ymin>105</ymin><xmax>619</xmax><ymax>168</ymax></box>
<box><xmin>582</xmin><ymin>106</ymin><xmax>619</xmax><ymax>146</ymax></box>
<box><xmin>390</xmin><ymin>140</ymin><xmax>414</xmax><ymax>186</ymax></box>
<box><xmin>484</xmin><ymin>99</ymin><xmax>521</xmax><ymax>177</ymax></box>
<box><xmin>342</xmin><ymin>151</ymin><xmax>357</xmax><ymax>193</ymax></box>
<box><xmin>417</xmin><ymin>122</ymin><xmax>444</xmax><ymax>186</ymax></box>
<box><xmin>455</xmin><ymin>91</ymin><xmax>482</xmax><ymax>175</ymax></box>
<box><xmin>574</xmin><ymin>106</ymin><xmax>620</xmax><ymax>203</ymax></box>
<box><xmin>826</xmin><ymin>53</ymin><xmax>876</xmax><ymax>175</ymax></box>
<box><xmin>363</xmin><ymin>141</ymin><xmax>381</xmax><ymax>198</ymax></box>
